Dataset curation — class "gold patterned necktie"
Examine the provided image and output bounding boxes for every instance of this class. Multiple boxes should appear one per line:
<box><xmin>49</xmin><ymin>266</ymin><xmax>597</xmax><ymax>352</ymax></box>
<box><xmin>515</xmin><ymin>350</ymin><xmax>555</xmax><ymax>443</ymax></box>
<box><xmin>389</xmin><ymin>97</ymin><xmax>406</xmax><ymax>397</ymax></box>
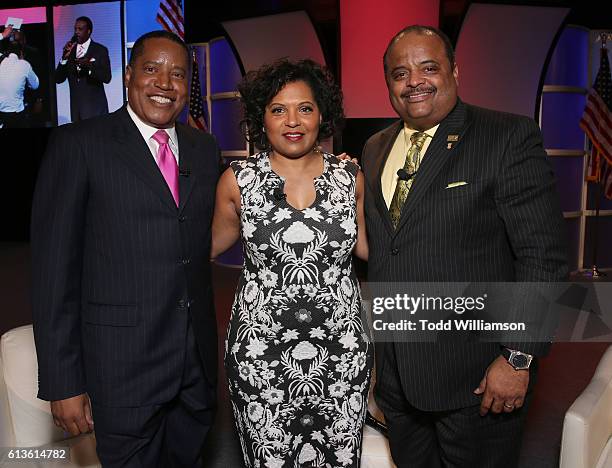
<box><xmin>388</xmin><ymin>131</ymin><xmax>429</xmax><ymax>229</ymax></box>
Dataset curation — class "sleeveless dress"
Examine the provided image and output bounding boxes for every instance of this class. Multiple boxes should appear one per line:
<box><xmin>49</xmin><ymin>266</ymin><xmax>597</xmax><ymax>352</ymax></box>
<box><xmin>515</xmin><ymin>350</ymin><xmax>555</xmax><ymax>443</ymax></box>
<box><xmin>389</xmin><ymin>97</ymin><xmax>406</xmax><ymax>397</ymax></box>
<box><xmin>225</xmin><ymin>151</ymin><xmax>373</xmax><ymax>468</ymax></box>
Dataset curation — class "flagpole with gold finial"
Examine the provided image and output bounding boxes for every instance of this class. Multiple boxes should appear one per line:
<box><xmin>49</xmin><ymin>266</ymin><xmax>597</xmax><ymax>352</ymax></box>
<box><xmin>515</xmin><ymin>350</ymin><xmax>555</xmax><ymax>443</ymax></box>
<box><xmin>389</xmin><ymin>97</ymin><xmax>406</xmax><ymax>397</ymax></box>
<box><xmin>586</xmin><ymin>32</ymin><xmax>611</xmax><ymax>279</ymax></box>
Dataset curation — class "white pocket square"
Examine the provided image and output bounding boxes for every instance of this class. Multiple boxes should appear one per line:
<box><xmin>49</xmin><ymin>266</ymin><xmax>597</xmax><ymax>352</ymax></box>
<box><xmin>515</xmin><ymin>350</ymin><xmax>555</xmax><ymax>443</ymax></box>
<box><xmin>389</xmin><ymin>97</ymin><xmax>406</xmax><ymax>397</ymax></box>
<box><xmin>445</xmin><ymin>181</ymin><xmax>468</xmax><ymax>189</ymax></box>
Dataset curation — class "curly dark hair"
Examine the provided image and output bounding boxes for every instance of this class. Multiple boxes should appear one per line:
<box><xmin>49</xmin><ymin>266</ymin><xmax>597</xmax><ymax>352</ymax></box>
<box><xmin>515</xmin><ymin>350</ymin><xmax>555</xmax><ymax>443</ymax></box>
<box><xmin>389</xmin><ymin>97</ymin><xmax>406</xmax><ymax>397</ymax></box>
<box><xmin>238</xmin><ymin>59</ymin><xmax>344</xmax><ymax>150</ymax></box>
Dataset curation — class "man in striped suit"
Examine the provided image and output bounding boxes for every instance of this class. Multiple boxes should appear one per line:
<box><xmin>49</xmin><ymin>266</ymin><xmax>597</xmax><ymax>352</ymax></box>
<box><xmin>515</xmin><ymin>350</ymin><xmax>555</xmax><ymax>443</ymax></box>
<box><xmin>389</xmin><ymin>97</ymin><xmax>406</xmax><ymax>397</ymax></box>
<box><xmin>361</xmin><ymin>25</ymin><xmax>568</xmax><ymax>467</ymax></box>
<box><xmin>55</xmin><ymin>17</ymin><xmax>111</xmax><ymax>123</ymax></box>
<box><xmin>32</xmin><ymin>31</ymin><xmax>219</xmax><ymax>467</ymax></box>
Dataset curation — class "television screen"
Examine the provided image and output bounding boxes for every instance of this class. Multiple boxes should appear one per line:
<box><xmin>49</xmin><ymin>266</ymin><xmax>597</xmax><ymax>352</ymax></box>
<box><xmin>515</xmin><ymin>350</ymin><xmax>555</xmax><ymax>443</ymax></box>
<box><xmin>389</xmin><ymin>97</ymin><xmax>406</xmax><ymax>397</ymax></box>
<box><xmin>1</xmin><ymin>7</ymin><xmax>51</xmax><ymax>128</ymax></box>
<box><xmin>53</xmin><ymin>2</ymin><xmax>124</xmax><ymax>125</ymax></box>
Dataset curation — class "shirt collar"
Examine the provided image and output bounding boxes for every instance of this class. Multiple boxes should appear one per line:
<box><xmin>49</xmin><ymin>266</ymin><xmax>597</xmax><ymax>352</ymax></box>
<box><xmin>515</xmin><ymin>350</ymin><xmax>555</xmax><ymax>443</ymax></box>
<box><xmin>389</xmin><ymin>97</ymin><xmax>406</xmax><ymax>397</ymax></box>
<box><xmin>403</xmin><ymin>123</ymin><xmax>439</xmax><ymax>143</ymax></box>
<box><xmin>126</xmin><ymin>104</ymin><xmax>178</xmax><ymax>148</ymax></box>
<box><xmin>79</xmin><ymin>37</ymin><xmax>92</xmax><ymax>50</ymax></box>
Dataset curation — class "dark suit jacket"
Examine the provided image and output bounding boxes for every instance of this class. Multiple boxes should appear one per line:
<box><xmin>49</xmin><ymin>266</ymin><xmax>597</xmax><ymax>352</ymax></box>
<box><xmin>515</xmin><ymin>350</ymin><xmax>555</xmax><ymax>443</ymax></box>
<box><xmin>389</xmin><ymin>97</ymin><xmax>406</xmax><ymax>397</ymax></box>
<box><xmin>31</xmin><ymin>107</ymin><xmax>220</xmax><ymax>407</ymax></box>
<box><xmin>55</xmin><ymin>40</ymin><xmax>111</xmax><ymax>122</ymax></box>
<box><xmin>362</xmin><ymin>99</ymin><xmax>568</xmax><ymax>411</ymax></box>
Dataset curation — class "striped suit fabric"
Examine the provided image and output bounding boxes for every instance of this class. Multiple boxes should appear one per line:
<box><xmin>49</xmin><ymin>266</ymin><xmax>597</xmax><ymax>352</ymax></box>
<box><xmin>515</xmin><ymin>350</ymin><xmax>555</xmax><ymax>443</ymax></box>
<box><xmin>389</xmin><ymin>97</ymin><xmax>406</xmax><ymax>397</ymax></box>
<box><xmin>31</xmin><ymin>106</ymin><xmax>220</xmax><ymax>466</ymax></box>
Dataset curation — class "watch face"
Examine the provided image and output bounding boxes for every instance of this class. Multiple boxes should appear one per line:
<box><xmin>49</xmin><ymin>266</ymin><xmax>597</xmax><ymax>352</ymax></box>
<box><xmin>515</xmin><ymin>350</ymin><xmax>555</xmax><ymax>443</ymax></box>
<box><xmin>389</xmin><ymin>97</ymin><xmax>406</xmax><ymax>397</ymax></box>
<box><xmin>511</xmin><ymin>354</ymin><xmax>528</xmax><ymax>368</ymax></box>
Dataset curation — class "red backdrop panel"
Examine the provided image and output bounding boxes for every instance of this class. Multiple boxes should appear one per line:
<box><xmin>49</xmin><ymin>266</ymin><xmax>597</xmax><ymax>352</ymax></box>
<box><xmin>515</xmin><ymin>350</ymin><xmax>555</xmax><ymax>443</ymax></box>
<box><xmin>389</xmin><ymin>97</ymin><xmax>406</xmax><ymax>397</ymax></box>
<box><xmin>340</xmin><ymin>0</ymin><xmax>439</xmax><ymax>118</ymax></box>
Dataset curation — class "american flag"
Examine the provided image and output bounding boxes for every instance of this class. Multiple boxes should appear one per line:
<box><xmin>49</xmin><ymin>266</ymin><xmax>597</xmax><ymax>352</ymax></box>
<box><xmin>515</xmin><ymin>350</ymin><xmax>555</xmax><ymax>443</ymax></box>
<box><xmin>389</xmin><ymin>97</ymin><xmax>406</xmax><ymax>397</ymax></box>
<box><xmin>188</xmin><ymin>49</ymin><xmax>208</xmax><ymax>132</ymax></box>
<box><xmin>579</xmin><ymin>42</ymin><xmax>612</xmax><ymax>199</ymax></box>
<box><xmin>156</xmin><ymin>0</ymin><xmax>184</xmax><ymax>39</ymax></box>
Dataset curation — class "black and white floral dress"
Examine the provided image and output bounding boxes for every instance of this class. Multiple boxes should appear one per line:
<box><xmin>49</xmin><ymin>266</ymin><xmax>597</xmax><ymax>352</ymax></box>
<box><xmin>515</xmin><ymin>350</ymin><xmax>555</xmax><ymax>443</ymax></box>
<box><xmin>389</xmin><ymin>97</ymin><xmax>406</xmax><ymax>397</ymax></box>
<box><xmin>225</xmin><ymin>151</ymin><xmax>373</xmax><ymax>468</ymax></box>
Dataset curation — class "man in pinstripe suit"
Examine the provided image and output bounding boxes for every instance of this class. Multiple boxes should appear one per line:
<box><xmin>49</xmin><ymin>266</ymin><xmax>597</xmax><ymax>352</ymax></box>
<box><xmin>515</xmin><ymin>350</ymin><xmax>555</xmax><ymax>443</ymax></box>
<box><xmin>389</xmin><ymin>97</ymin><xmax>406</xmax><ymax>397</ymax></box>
<box><xmin>362</xmin><ymin>26</ymin><xmax>568</xmax><ymax>467</ymax></box>
<box><xmin>31</xmin><ymin>31</ymin><xmax>219</xmax><ymax>467</ymax></box>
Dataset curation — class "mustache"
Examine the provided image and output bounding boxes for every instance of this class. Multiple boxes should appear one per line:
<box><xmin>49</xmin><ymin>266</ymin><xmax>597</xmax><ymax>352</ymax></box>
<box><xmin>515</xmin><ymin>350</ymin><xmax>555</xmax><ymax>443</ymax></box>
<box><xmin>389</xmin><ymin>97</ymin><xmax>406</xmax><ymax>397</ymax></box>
<box><xmin>401</xmin><ymin>86</ymin><xmax>436</xmax><ymax>98</ymax></box>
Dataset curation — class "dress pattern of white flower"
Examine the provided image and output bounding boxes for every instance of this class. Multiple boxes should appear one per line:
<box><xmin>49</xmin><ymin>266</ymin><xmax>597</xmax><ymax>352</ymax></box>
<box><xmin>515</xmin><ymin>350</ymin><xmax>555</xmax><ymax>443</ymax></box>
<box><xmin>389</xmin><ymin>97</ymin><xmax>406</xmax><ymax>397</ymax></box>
<box><xmin>225</xmin><ymin>152</ymin><xmax>373</xmax><ymax>468</ymax></box>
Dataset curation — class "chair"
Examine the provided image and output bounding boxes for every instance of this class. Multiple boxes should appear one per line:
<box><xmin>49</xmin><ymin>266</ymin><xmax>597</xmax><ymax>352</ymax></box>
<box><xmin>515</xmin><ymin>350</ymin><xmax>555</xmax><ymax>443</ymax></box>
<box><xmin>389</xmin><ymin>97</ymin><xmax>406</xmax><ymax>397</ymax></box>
<box><xmin>0</xmin><ymin>324</ymin><xmax>100</xmax><ymax>467</ymax></box>
<box><xmin>560</xmin><ymin>344</ymin><xmax>612</xmax><ymax>468</ymax></box>
<box><xmin>361</xmin><ymin>366</ymin><xmax>396</xmax><ymax>468</ymax></box>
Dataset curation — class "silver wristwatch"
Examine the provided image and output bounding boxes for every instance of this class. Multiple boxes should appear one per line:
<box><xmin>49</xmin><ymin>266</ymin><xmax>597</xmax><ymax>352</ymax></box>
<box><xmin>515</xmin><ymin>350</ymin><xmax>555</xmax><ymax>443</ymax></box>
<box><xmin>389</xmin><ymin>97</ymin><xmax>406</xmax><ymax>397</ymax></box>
<box><xmin>502</xmin><ymin>348</ymin><xmax>533</xmax><ymax>370</ymax></box>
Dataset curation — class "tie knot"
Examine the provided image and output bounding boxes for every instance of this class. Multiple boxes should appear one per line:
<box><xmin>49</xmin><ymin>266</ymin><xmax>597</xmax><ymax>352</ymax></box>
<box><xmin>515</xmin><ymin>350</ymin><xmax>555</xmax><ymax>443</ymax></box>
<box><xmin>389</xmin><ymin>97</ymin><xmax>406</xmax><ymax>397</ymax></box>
<box><xmin>152</xmin><ymin>129</ymin><xmax>170</xmax><ymax>145</ymax></box>
<box><xmin>410</xmin><ymin>131</ymin><xmax>428</xmax><ymax>149</ymax></box>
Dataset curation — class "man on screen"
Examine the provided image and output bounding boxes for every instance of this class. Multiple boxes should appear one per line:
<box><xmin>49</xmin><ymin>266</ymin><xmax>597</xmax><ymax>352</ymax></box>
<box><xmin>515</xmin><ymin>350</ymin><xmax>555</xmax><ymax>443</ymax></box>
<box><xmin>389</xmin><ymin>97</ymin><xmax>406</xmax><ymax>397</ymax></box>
<box><xmin>33</xmin><ymin>31</ymin><xmax>219</xmax><ymax>466</ymax></box>
<box><xmin>361</xmin><ymin>25</ymin><xmax>568</xmax><ymax>467</ymax></box>
<box><xmin>55</xmin><ymin>16</ymin><xmax>110</xmax><ymax>122</ymax></box>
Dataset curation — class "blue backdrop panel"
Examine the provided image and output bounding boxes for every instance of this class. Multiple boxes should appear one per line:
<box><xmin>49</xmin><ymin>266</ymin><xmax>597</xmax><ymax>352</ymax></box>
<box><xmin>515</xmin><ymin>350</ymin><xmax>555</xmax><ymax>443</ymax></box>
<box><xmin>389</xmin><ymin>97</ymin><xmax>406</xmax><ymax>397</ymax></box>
<box><xmin>125</xmin><ymin>0</ymin><xmax>163</xmax><ymax>43</ymax></box>
<box><xmin>541</xmin><ymin>92</ymin><xmax>587</xmax><ymax>150</ymax></box>
<box><xmin>212</xmin><ymin>98</ymin><xmax>244</xmax><ymax>151</ymax></box>
<box><xmin>545</xmin><ymin>27</ymin><xmax>589</xmax><ymax>87</ymax></box>
<box><xmin>210</xmin><ymin>38</ymin><xmax>243</xmax><ymax>95</ymax></box>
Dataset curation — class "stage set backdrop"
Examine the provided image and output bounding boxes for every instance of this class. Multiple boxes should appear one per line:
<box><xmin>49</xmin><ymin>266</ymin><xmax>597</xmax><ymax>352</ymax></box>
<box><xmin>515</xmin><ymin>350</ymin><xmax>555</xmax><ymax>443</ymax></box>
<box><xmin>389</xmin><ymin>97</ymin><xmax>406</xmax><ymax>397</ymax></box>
<box><xmin>1</xmin><ymin>1</ymin><xmax>610</xmax><ymax>272</ymax></box>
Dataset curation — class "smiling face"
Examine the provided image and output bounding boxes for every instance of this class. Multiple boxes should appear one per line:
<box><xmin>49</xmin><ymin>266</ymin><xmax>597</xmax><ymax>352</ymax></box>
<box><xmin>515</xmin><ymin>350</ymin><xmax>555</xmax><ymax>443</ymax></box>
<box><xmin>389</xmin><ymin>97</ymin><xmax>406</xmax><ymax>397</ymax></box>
<box><xmin>263</xmin><ymin>80</ymin><xmax>321</xmax><ymax>159</ymax></box>
<box><xmin>125</xmin><ymin>37</ymin><xmax>188</xmax><ymax>129</ymax></box>
<box><xmin>74</xmin><ymin>20</ymin><xmax>91</xmax><ymax>44</ymax></box>
<box><xmin>385</xmin><ymin>31</ymin><xmax>458</xmax><ymax>130</ymax></box>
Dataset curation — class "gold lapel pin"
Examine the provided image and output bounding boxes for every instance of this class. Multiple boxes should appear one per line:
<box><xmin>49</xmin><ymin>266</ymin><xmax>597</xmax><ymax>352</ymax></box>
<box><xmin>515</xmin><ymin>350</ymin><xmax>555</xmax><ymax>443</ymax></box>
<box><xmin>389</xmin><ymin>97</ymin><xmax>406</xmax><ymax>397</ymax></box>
<box><xmin>447</xmin><ymin>134</ymin><xmax>459</xmax><ymax>150</ymax></box>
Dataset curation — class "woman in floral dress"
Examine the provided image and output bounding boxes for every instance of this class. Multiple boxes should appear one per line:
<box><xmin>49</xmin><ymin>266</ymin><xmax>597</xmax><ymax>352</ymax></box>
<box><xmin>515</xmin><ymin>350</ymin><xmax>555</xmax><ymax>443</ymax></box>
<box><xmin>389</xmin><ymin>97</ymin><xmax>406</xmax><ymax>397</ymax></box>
<box><xmin>211</xmin><ymin>59</ymin><xmax>372</xmax><ymax>468</ymax></box>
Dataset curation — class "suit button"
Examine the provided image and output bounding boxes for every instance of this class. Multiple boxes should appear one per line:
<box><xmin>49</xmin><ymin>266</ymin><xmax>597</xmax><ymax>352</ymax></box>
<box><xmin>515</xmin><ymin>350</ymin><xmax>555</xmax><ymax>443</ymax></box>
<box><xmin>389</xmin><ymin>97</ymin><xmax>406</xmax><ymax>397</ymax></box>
<box><xmin>179</xmin><ymin>216</ymin><xmax>187</xmax><ymax>223</ymax></box>
<box><xmin>391</xmin><ymin>248</ymin><xmax>399</xmax><ymax>255</ymax></box>
<box><xmin>181</xmin><ymin>258</ymin><xmax>191</xmax><ymax>265</ymax></box>
<box><xmin>178</xmin><ymin>299</ymin><xmax>186</xmax><ymax>308</ymax></box>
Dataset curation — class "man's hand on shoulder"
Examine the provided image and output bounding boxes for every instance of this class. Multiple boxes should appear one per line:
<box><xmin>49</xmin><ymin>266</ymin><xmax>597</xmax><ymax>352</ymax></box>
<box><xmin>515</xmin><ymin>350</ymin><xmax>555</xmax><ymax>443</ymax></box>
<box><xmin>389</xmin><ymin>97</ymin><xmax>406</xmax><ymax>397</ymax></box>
<box><xmin>474</xmin><ymin>355</ymin><xmax>529</xmax><ymax>416</ymax></box>
<box><xmin>336</xmin><ymin>152</ymin><xmax>360</xmax><ymax>168</ymax></box>
<box><xmin>51</xmin><ymin>393</ymin><xmax>94</xmax><ymax>436</ymax></box>
<box><xmin>1</xmin><ymin>25</ymin><xmax>13</xmax><ymax>40</ymax></box>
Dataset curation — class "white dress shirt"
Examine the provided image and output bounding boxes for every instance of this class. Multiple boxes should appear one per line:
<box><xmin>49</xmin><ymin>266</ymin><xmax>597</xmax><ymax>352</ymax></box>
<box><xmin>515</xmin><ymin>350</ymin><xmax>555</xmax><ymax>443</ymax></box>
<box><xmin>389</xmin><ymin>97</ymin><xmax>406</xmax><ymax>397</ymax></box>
<box><xmin>126</xmin><ymin>104</ymin><xmax>180</xmax><ymax>165</ymax></box>
<box><xmin>60</xmin><ymin>37</ymin><xmax>91</xmax><ymax>65</ymax></box>
<box><xmin>0</xmin><ymin>53</ymin><xmax>39</xmax><ymax>113</ymax></box>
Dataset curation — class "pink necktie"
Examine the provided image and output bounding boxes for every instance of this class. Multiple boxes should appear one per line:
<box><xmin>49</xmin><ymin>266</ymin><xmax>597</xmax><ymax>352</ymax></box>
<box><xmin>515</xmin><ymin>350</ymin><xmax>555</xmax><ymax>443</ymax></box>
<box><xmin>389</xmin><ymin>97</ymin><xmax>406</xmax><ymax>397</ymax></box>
<box><xmin>152</xmin><ymin>129</ymin><xmax>179</xmax><ymax>206</ymax></box>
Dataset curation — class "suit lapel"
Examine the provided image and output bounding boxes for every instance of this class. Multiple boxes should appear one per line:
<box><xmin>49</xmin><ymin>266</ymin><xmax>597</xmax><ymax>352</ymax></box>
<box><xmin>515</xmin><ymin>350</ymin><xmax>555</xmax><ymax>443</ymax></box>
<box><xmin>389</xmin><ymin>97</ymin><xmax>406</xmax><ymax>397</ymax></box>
<box><xmin>176</xmin><ymin>124</ymin><xmax>196</xmax><ymax>215</ymax></box>
<box><xmin>371</xmin><ymin>121</ymin><xmax>403</xmax><ymax>236</ymax></box>
<box><xmin>111</xmin><ymin>107</ymin><xmax>178</xmax><ymax>211</ymax></box>
<box><xmin>395</xmin><ymin>100</ymin><xmax>471</xmax><ymax>233</ymax></box>
<box><xmin>83</xmin><ymin>41</ymin><xmax>94</xmax><ymax>60</ymax></box>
